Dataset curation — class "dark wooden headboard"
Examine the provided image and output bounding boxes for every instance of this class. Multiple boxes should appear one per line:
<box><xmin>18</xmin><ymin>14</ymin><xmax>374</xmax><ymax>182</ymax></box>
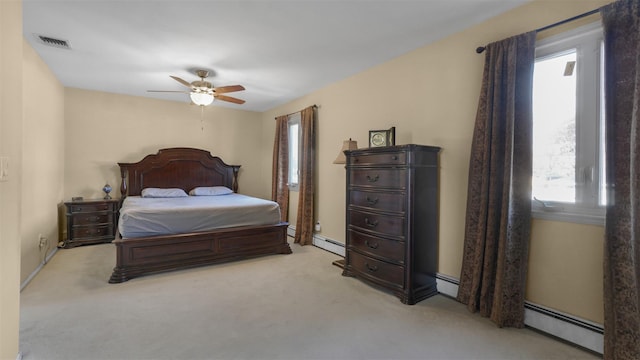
<box><xmin>118</xmin><ymin>148</ymin><xmax>241</xmax><ymax>198</ymax></box>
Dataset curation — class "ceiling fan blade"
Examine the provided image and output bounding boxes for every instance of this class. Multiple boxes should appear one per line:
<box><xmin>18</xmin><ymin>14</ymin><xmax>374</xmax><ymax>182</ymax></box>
<box><xmin>170</xmin><ymin>76</ymin><xmax>194</xmax><ymax>89</ymax></box>
<box><xmin>147</xmin><ymin>90</ymin><xmax>190</xmax><ymax>93</ymax></box>
<box><xmin>215</xmin><ymin>94</ymin><xmax>245</xmax><ymax>104</ymax></box>
<box><xmin>213</xmin><ymin>85</ymin><xmax>245</xmax><ymax>94</ymax></box>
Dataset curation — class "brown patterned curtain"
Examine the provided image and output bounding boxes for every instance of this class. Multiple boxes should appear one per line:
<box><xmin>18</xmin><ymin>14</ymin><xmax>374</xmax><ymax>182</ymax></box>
<box><xmin>601</xmin><ymin>1</ymin><xmax>640</xmax><ymax>358</ymax></box>
<box><xmin>272</xmin><ymin>115</ymin><xmax>289</xmax><ymax>222</ymax></box>
<box><xmin>456</xmin><ymin>32</ymin><xmax>536</xmax><ymax>328</ymax></box>
<box><xmin>294</xmin><ymin>106</ymin><xmax>316</xmax><ymax>245</ymax></box>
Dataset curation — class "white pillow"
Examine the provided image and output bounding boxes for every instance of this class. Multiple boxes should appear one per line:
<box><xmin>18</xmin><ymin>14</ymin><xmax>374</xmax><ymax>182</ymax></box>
<box><xmin>141</xmin><ymin>188</ymin><xmax>188</xmax><ymax>198</ymax></box>
<box><xmin>189</xmin><ymin>186</ymin><xmax>234</xmax><ymax>196</ymax></box>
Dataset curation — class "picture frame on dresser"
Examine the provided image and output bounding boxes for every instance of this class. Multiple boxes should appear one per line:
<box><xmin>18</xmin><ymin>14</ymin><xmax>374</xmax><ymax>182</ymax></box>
<box><xmin>368</xmin><ymin>126</ymin><xmax>395</xmax><ymax>148</ymax></box>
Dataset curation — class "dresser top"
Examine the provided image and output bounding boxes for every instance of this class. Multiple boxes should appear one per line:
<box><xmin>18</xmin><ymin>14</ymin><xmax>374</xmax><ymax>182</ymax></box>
<box><xmin>345</xmin><ymin>144</ymin><xmax>441</xmax><ymax>156</ymax></box>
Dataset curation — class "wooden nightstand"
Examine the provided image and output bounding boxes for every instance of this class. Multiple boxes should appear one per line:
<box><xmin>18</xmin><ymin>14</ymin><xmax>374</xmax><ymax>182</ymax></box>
<box><xmin>63</xmin><ymin>198</ymin><xmax>120</xmax><ymax>249</ymax></box>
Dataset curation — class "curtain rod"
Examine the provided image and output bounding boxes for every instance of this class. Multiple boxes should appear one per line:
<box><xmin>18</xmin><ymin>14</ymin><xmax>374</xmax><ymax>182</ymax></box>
<box><xmin>475</xmin><ymin>8</ymin><xmax>600</xmax><ymax>54</ymax></box>
<box><xmin>274</xmin><ymin>104</ymin><xmax>317</xmax><ymax>120</ymax></box>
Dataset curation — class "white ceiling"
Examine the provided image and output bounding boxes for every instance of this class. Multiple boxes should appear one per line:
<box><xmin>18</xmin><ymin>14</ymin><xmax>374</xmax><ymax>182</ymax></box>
<box><xmin>23</xmin><ymin>0</ymin><xmax>529</xmax><ymax>112</ymax></box>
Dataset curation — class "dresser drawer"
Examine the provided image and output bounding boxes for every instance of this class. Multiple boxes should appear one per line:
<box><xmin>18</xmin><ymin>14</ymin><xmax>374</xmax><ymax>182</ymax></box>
<box><xmin>349</xmin><ymin>190</ymin><xmax>405</xmax><ymax>213</ymax></box>
<box><xmin>69</xmin><ymin>203</ymin><xmax>114</xmax><ymax>213</ymax></box>
<box><xmin>71</xmin><ymin>225</ymin><xmax>113</xmax><ymax>239</ymax></box>
<box><xmin>349</xmin><ymin>210</ymin><xmax>404</xmax><ymax>238</ymax></box>
<box><xmin>349</xmin><ymin>251</ymin><xmax>404</xmax><ymax>288</ymax></box>
<box><xmin>349</xmin><ymin>152</ymin><xmax>406</xmax><ymax>166</ymax></box>
<box><xmin>350</xmin><ymin>169</ymin><xmax>406</xmax><ymax>189</ymax></box>
<box><xmin>349</xmin><ymin>230</ymin><xmax>405</xmax><ymax>264</ymax></box>
<box><xmin>72</xmin><ymin>213</ymin><xmax>113</xmax><ymax>225</ymax></box>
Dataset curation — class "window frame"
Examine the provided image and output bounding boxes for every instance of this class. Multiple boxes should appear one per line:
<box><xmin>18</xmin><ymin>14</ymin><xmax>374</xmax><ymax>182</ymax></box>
<box><xmin>531</xmin><ymin>21</ymin><xmax>605</xmax><ymax>226</ymax></box>
<box><xmin>287</xmin><ymin>113</ymin><xmax>301</xmax><ymax>192</ymax></box>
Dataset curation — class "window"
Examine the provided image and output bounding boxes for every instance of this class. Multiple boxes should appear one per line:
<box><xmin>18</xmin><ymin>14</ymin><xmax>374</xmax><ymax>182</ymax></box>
<box><xmin>288</xmin><ymin>113</ymin><xmax>301</xmax><ymax>191</ymax></box>
<box><xmin>532</xmin><ymin>22</ymin><xmax>605</xmax><ymax>225</ymax></box>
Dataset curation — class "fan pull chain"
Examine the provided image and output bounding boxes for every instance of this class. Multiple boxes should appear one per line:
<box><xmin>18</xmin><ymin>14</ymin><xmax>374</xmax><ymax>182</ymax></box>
<box><xmin>201</xmin><ymin>105</ymin><xmax>204</xmax><ymax>131</ymax></box>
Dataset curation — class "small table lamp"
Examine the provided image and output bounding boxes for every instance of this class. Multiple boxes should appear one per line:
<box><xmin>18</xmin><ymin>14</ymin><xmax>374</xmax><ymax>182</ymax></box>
<box><xmin>333</xmin><ymin>139</ymin><xmax>358</xmax><ymax>164</ymax></box>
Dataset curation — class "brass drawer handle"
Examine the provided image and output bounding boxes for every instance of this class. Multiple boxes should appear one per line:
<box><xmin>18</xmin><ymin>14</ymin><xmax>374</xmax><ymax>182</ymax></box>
<box><xmin>365</xmin><ymin>240</ymin><xmax>379</xmax><ymax>249</ymax></box>
<box><xmin>364</xmin><ymin>218</ymin><xmax>378</xmax><ymax>227</ymax></box>
<box><xmin>391</xmin><ymin>155</ymin><xmax>398</xmax><ymax>160</ymax></box>
<box><xmin>89</xmin><ymin>216</ymin><xmax>99</xmax><ymax>222</ymax></box>
<box><xmin>366</xmin><ymin>197</ymin><xmax>379</xmax><ymax>205</ymax></box>
<box><xmin>366</xmin><ymin>175</ymin><xmax>379</xmax><ymax>183</ymax></box>
<box><xmin>365</xmin><ymin>263</ymin><xmax>379</xmax><ymax>272</ymax></box>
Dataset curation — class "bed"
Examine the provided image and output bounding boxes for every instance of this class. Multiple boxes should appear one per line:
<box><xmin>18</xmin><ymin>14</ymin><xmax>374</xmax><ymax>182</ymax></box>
<box><xmin>109</xmin><ymin>147</ymin><xmax>291</xmax><ymax>283</ymax></box>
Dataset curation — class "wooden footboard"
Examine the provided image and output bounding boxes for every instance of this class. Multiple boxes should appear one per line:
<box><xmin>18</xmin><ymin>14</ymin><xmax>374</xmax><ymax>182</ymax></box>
<box><xmin>109</xmin><ymin>222</ymin><xmax>290</xmax><ymax>283</ymax></box>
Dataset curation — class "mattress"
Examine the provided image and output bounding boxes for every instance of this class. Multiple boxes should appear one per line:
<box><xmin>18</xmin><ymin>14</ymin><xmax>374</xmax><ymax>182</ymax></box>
<box><xmin>119</xmin><ymin>193</ymin><xmax>282</xmax><ymax>239</ymax></box>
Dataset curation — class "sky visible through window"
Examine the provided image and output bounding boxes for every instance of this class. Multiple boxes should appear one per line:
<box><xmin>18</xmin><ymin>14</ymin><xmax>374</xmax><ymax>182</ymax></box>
<box><xmin>532</xmin><ymin>51</ymin><xmax>577</xmax><ymax>203</ymax></box>
<box><xmin>289</xmin><ymin>122</ymin><xmax>299</xmax><ymax>186</ymax></box>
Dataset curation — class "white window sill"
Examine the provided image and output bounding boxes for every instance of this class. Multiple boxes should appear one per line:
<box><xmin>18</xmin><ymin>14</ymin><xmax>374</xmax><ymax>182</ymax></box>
<box><xmin>532</xmin><ymin>204</ymin><xmax>605</xmax><ymax>226</ymax></box>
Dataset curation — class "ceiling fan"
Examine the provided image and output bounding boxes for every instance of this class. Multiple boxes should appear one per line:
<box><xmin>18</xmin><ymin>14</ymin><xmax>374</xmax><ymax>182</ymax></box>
<box><xmin>148</xmin><ymin>70</ymin><xmax>245</xmax><ymax>106</ymax></box>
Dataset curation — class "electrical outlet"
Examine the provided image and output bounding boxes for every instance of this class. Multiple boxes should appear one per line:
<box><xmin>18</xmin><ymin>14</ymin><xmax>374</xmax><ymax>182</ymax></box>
<box><xmin>38</xmin><ymin>235</ymin><xmax>48</xmax><ymax>250</ymax></box>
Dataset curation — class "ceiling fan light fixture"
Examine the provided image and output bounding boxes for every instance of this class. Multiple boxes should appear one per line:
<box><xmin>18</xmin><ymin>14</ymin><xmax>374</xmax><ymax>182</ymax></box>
<box><xmin>150</xmin><ymin>72</ymin><xmax>244</xmax><ymax>106</ymax></box>
<box><xmin>190</xmin><ymin>92</ymin><xmax>214</xmax><ymax>106</ymax></box>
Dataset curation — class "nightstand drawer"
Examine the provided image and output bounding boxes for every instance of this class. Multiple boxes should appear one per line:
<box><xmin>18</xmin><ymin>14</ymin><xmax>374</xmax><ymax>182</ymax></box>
<box><xmin>350</xmin><ymin>169</ymin><xmax>406</xmax><ymax>189</ymax></box>
<box><xmin>349</xmin><ymin>210</ymin><xmax>404</xmax><ymax>238</ymax></box>
<box><xmin>72</xmin><ymin>213</ymin><xmax>113</xmax><ymax>225</ymax></box>
<box><xmin>349</xmin><ymin>251</ymin><xmax>404</xmax><ymax>288</ymax></box>
<box><xmin>349</xmin><ymin>152</ymin><xmax>406</xmax><ymax>166</ymax></box>
<box><xmin>69</xmin><ymin>203</ymin><xmax>114</xmax><ymax>213</ymax></box>
<box><xmin>350</xmin><ymin>190</ymin><xmax>405</xmax><ymax>213</ymax></box>
<box><xmin>349</xmin><ymin>230</ymin><xmax>404</xmax><ymax>264</ymax></box>
<box><xmin>71</xmin><ymin>225</ymin><xmax>113</xmax><ymax>239</ymax></box>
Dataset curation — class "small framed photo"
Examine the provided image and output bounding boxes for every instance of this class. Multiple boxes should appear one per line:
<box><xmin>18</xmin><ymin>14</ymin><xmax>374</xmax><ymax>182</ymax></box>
<box><xmin>368</xmin><ymin>127</ymin><xmax>395</xmax><ymax>148</ymax></box>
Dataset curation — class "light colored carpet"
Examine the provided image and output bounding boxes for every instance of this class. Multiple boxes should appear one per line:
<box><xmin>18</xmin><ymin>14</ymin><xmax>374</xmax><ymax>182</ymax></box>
<box><xmin>20</xmin><ymin>241</ymin><xmax>599</xmax><ymax>360</ymax></box>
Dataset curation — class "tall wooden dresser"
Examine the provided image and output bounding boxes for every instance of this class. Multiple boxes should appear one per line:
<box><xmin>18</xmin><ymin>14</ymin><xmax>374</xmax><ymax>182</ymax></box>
<box><xmin>342</xmin><ymin>144</ymin><xmax>440</xmax><ymax>304</ymax></box>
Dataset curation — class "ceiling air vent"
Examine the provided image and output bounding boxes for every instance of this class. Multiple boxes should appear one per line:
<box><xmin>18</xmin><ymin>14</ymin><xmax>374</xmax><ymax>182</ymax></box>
<box><xmin>34</xmin><ymin>34</ymin><xmax>72</xmax><ymax>50</ymax></box>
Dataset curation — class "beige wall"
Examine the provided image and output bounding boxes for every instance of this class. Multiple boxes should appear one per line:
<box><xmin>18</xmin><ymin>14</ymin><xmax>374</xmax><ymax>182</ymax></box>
<box><xmin>528</xmin><ymin>219</ymin><xmax>604</xmax><ymax>322</ymax></box>
<box><xmin>4</xmin><ymin>2</ymin><xmax>612</xmax><ymax>352</ymax></box>
<box><xmin>260</xmin><ymin>0</ymin><xmax>609</xmax><ymax>324</ymax></box>
<box><xmin>21</xmin><ymin>40</ymin><xmax>65</xmax><ymax>284</ymax></box>
<box><xmin>1</xmin><ymin>0</ymin><xmax>23</xmax><ymax>358</ymax></box>
<box><xmin>64</xmin><ymin>89</ymin><xmax>264</xmax><ymax>200</ymax></box>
